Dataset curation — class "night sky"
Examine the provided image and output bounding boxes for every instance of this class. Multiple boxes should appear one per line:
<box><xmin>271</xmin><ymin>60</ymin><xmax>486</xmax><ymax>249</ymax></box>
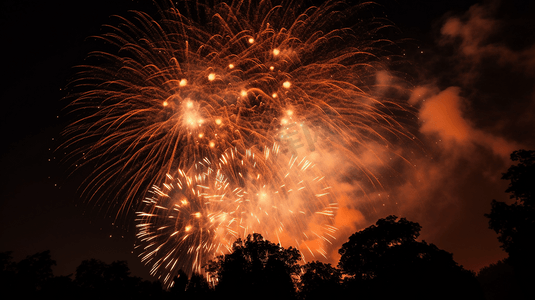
<box><xmin>1</xmin><ymin>0</ymin><xmax>534</xmax><ymax>281</ymax></box>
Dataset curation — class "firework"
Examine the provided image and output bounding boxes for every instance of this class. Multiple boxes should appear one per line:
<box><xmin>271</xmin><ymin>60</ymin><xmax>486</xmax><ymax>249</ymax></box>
<box><xmin>215</xmin><ymin>145</ymin><xmax>338</xmax><ymax>256</ymax></box>
<box><xmin>63</xmin><ymin>0</ymin><xmax>416</xmax><ymax>286</ymax></box>
<box><xmin>63</xmin><ymin>0</ymin><xmax>412</xmax><ymax>215</ymax></box>
<box><xmin>136</xmin><ymin>144</ymin><xmax>337</xmax><ymax>287</ymax></box>
<box><xmin>136</xmin><ymin>163</ymin><xmax>236</xmax><ymax>285</ymax></box>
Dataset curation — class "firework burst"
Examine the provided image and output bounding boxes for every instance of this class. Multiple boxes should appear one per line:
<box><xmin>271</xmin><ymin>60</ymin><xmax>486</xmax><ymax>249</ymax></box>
<box><xmin>63</xmin><ymin>0</ymin><xmax>416</xmax><ymax>286</ymax></box>
<box><xmin>214</xmin><ymin>145</ymin><xmax>338</xmax><ymax>256</ymax></box>
<box><xmin>136</xmin><ymin>163</ymin><xmax>236</xmax><ymax>285</ymax></box>
<box><xmin>137</xmin><ymin>144</ymin><xmax>337</xmax><ymax>287</ymax></box>
<box><xmin>63</xmin><ymin>0</ymin><xmax>412</xmax><ymax>214</ymax></box>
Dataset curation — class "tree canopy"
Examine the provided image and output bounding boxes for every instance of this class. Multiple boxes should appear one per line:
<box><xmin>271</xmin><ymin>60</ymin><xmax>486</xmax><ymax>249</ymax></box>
<box><xmin>338</xmin><ymin>215</ymin><xmax>421</xmax><ymax>279</ymax></box>
<box><xmin>485</xmin><ymin>149</ymin><xmax>535</xmax><ymax>297</ymax></box>
<box><xmin>338</xmin><ymin>215</ymin><xmax>483</xmax><ymax>300</ymax></box>
<box><xmin>206</xmin><ymin>233</ymin><xmax>301</xmax><ymax>299</ymax></box>
<box><xmin>2</xmin><ymin>217</ymin><xmax>487</xmax><ymax>300</ymax></box>
<box><xmin>298</xmin><ymin>261</ymin><xmax>342</xmax><ymax>300</ymax></box>
<box><xmin>502</xmin><ymin>150</ymin><xmax>535</xmax><ymax>204</ymax></box>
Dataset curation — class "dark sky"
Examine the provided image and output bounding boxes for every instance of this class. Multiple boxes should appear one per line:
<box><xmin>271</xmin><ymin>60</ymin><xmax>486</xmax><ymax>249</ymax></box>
<box><xmin>1</xmin><ymin>0</ymin><xmax>534</xmax><ymax>281</ymax></box>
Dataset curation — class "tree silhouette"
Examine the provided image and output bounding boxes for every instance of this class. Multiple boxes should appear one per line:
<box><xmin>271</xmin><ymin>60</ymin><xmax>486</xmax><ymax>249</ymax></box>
<box><xmin>207</xmin><ymin>233</ymin><xmax>301</xmax><ymax>299</ymax></box>
<box><xmin>0</xmin><ymin>251</ymin><xmax>165</xmax><ymax>299</ymax></box>
<box><xmin>169</xmin><ymin>269</ymin><xmax>213</xmax><ymax>299</ymax></box>
<box><xmin>74</xmin><ymin>259</ymin><xmax>108</xmax><ymax>293</ymax></box>
<box><xmin>338</xmin><ymin>215</ymin><xmax>483</xmax><ymax>300</ymax></box>
<box><xmin>75</xmin><ymin>258</ymin><xmax>162</xmax><ymax>299</ymax></box>
<box><xmin>14</xmin><ymin>250</ymin><xmax>57</xmax><ymax>296</ymax></box>
<box><xmin>338</xmin><ymin>215</ymin><xmax>421</xmax><ymax>279</ymax></box>
<box><xmin>0</xmin><ymin>251</ymin><xmax>14</xmax><ymax>273</ymax></box>
<box><xmin>185</xmin><ymin>272</ymin><xmax>212</xmax><ymax>299</ymax></box>
<box><xmin>485</xmin><ymin>149</ymin><xmax>535</xmax><ymax>297</ymax></box>
<box><xmin>477</xmin><ymin>259</ymin><xmax>525</xmax><ymax>300</ymax></box>
<box><xmin>0</xmin><ymin>250</ymin><xmax>78</xmax><ymax>298</ymax></box>
<box><xmin>0</xmin><ymin>251</ymin><xmax>17</xmax><ymax>295</ymax></box>
<box><xmin>298</xmin><ymin>261</ymin><xmax>341</xmax><ymax>300</ymax></box>
<box><xmin>169</xmin><ymin>269</ymin><xmax>189</xmax><ymax>296</ymax></box>
<box><xmin>41</xmin><ymin>274</ymin><xmax>76</xmax><ymax>299</ymax></box>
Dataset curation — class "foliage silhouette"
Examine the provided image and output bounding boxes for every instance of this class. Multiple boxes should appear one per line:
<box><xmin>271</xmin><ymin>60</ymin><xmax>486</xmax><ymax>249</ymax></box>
<box><xmin>0</xmin><ymin>250</ymin><xmax>78</xmax><ymax>299</ymax></box>
<box><xmin>9</xmin><ymin>204</ymin><xmax>528</xmax><ymax>300</ymax></box>
<box><xmin>169</xmin><ymin>270</ymin><xmax>213</xmax><ymax>299</ymax></box>
<box><xmin>338</xmin><ymin>215</ymin><xmax>484</xmax><ymax>300</ymax></box>
<box><xmin>185</xmin><ymin>272</ymin><xmax>212</xmax><ymax>299</ymax></box>
<box><xmin>41</xmin><ymin>274</ymin><xmax>77</xmax><ymax>299</ymax></box>
<box><xmin>75</xmin><ymin>258</ymin><xmax>163</xmax><ymax>299</ymax></box>
<box><xmin>298</xmin><ymin>261</ymin><xmax>342</xmax><ymax>300</ymax></box>
<box><xmin>13</xmin><ymin>250</ymin><xmax>56</xmax><ymax>297</ymax></box>
<box><xmin>169</xmin><ymin>269</ymin><xmax>189</xmax><ymax>295</ymax></box>
<box><xmin>0</xmin><ymin>251</ymin><xmax>16</xmax><ymax>294</ymax></box>
<box><xmin>338</xmin><ymin>215</ymin><xmax>421</xmax><ymax>279</ymax></box>
<box><xmin>502</xmin><ymin>150</ymin><xmax>535</xmax><ymax>203</ymax></box>
<box><xmin>485</xmin><ymin>149</ymin><xmax>535</xmax><ymax>298</ymax></box>
<box><xmin>477</xmin><ymin>259</ymin><xmax>525</xmax><ymax>300</ymax></box>
<box><xmin>207</xmin><ymin>233</ymin><xmax>301</xmax><ymax>299</ymax></box>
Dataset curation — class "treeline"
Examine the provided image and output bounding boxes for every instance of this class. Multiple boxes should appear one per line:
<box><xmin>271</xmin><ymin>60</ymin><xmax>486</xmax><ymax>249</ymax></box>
<box><xmin>0</xmin><ymin>217</ymin><xmax>483</xmax><ymax>300</ymax></box>
<box><xmin>0</xmin><ymin>251</ymin><xmax>165</xmax><ymax>299</ymax></box>
<box><xmin>203</xmin><ymin>219</ymin><xmax>484</xmax><ymax>300</ymax></box>
<box><xmin>1</xmin><ymin>150</ymin><xmax>533</xmax><ymax>299</ymax></box>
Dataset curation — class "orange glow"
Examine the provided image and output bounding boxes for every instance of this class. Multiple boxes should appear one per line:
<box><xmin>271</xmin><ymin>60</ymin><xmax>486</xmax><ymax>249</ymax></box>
<box><xmin>418</xmin><ymin>87</ymin><xmax>519</xmax><ymax>158</ymax></box>
<box><xmin>419</xmin><ymin>87</ymin><xmax>469</xmax><ymax>143</ymax></box>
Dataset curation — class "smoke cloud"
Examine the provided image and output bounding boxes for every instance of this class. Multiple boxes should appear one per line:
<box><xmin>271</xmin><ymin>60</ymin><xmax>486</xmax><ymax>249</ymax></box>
<box><xmin>327</xmin><ymin>0</ymin><xmax>535</xmax><ymax>272</ymax></box>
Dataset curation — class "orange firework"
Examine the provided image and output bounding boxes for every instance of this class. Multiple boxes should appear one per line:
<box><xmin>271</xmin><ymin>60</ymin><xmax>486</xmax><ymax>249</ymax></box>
<box><xmin>215</xmin><ymin>145</ymin><xmax>338</xmax><ymax>258</ymax></box>
<box><xmin>136</xmin><ymin>144</ymin><xmax>337</xmax><ymax>287</ymax></box>
<box><xmin>62</xmin><ymin>0</ymin><xmax>413</xmax><ymax>215</ymax></box>
<box><xmin>136</xmin><ymin>163</ymin><xmax>237</xmax><ymax>285</ymax></box>
<box><xmin>62</xmin><ymin>0</ymin><xmax>416</xmax><ymax>286</ymax></box>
